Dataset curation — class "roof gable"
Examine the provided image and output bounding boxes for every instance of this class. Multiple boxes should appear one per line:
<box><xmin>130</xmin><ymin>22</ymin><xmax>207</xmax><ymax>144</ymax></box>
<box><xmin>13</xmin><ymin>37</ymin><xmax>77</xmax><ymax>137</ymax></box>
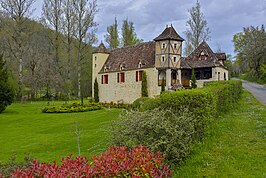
<box><xmin>100</xmin><ymin>42</ymin><xmax>155</xmax><ymax>73</ymax></box>
<box><xmin>154</xmin><ymin>25</ymin><xmax>184</xmax><ymax>41</ymax></box>
<box><xmin>181</xmin><ymin>41</ymin><xmax>225</xmax><ymax>69</ymax></box>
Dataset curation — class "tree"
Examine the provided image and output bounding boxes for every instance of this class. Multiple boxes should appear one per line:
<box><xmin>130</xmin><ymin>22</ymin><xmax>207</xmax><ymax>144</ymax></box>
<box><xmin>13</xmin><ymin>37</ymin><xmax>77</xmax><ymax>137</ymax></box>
<box><xmin>141</xmin><ymin>71</ymin><xmax>148</xmax><ymax>97</ymax></box>
<box><xmin>0</xmin><ymin>54</ymin><xmax>15</xmax><ymax>113</ymax></box>
<box><xmin>191</xmin><ymin>68</ymin><xmax>197</xmax><ymax>88</ymax></box>
<box><xmin>161</xmin><ymin>77</ymin><xmax>165</xmax><ymax>94</ymax></box>
<box><xmin>94</xmin><ymin>78</ymin><xmax>99</xmax><ymax>102</ymax></box>
<box><xmin>73</xmin><ymin>0</ymin><xmax>98</xmax><ymax>98</ymax></box>
<box><xmin>0</xmin><ymin>0</ymin><xmax>36</xmax><ymax>99</ymax></box>
<box><xmin>184</xmin><ymin>0</ymin><xmax>210</xmax><ymax>55</ymax></box>
<box><xmin>105</xmin><ymin>17</ymin><xmax>119</xmax><ymax>49</ymax></box>
<box><xmin>121</xmin><ymin>19</ymin><xmax>142</xmax><ymax>47</ymax></box>
<box><xmin>233</xmin><ymin>25</ymin><xmax>266</xmax><ymax>79</ymax></box>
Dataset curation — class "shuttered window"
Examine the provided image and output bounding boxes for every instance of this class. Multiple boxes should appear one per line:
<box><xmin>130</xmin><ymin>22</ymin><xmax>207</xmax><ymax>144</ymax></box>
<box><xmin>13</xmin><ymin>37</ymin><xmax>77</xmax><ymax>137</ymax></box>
<box><xmin>117</xmin><ymin>72</ymin><xmax>125</xmax><ymax>83</ymax></box>
<box><xmin>102</xmin><ymin>74</ymin><xmax>108</xmax><ymax>84</ymax></box>
<box><xmin>136</xmin><ymin>70</ymin><xmax>143</xmax><ymax>82</ymax></box>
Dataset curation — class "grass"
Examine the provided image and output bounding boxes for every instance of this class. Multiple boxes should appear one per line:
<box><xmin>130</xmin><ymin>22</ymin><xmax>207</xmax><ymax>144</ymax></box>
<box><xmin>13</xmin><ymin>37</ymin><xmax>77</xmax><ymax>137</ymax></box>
<box><xmin>174</xmin><ymin>91</ymin><xmax>266</xmax><ymax>177</ymax></box>
<box><xmin>0</xmin><ymin>101</ymin><xmax>120</xmax><ymax>163</ymax></box>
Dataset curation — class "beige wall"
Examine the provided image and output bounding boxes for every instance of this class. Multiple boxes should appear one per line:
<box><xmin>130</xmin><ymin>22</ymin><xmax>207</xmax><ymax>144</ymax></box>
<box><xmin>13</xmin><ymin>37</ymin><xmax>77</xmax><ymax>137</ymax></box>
<box><xmin>98</xmin><ymin>68</ymin><xmax>161</xmax><ymax>104</ymax></box>
<box><xmin>92</xmin><ymin>52</ymin><xmax>109</xmax><ymax>97</ymax></box>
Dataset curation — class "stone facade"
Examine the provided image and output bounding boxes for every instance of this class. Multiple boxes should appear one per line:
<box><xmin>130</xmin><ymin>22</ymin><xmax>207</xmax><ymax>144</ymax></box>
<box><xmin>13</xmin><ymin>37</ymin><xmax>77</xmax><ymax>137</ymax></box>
<box><xmin>92</xmin><ymin>25</ymin><xmax>229</xmax><ymax>104</ymax></box>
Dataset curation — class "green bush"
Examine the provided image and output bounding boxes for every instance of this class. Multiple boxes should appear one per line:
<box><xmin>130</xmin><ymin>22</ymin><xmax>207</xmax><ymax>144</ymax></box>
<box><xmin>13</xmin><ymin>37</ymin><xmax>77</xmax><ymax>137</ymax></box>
<box><xmin>132</xmin><ymin>97</ymin><xmax>150</xmax><ymax>110</ymax></box>
<box><xmin>42</xmin><ymin>102</ymin><xmax>101</xmax><ymax>113</ymax></box>
<box><xmin>111</xmin><ymin>108</ymin><xmax>196</xmax><ymax>164</ymax></box>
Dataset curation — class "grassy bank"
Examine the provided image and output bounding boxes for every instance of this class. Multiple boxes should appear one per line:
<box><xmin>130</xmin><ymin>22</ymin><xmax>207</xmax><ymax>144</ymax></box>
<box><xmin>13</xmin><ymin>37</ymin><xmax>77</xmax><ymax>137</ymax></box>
<box><xmin>0</xmin><ymin>101</ymin><xmax>119</xmax><ymax>163</ymax></box>
<box><xmin>174</xmin><ymin>91</ymin><xmax>266</xmax><ymax>177</ymax></box>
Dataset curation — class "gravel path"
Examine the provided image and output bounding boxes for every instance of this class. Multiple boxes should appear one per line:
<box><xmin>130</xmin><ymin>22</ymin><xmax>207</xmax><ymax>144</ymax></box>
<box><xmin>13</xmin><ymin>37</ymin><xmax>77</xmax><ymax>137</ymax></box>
<box><xmin>241</xmin><ymin>80</ymin><xmax>266</xmax><ymax>105</ymax></box>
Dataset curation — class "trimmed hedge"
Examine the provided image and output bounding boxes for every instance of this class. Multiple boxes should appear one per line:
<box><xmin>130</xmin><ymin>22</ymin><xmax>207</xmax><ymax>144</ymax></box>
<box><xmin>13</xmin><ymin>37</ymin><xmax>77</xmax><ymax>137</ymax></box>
<box><xmin>42</xmin><ymin>102</ymin><xmax>101</xmax><ymax>113</ymax></box>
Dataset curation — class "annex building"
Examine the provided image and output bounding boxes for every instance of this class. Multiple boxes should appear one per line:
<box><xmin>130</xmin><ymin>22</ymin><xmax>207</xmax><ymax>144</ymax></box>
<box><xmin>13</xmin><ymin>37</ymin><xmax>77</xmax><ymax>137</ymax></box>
<box><xmin>92</xmin><ymin>25</ymin><xmax>228</xmax><ymax>103</ymax></box>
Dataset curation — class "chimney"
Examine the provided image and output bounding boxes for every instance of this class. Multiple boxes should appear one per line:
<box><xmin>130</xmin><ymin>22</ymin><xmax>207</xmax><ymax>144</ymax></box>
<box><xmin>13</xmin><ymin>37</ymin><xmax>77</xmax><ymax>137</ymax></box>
<box><xmin>166</xmin><ymin>24</ymin><xmax>168</xmax><ymax>28</ymax></box>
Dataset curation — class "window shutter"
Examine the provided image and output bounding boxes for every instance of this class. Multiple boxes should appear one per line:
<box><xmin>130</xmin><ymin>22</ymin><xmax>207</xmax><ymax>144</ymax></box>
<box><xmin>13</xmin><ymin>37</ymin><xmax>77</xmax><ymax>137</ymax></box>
<box><xmin>139</xmin><ymin>71</ymin><xmax>143</xmax><ymax>81</ymax></box>
<box><xmin>106</xmin><ymin>75</ymin><xmax>108</xmax><ymax>84</ymax></box>
<box><xmin>101</xmin><ymin>75</ymin><xmax>103</xmax><ymax>84</ymax></box>
<box><xmin>117</xmin><ymin>73</ymin><xmax>120</xmax><ymax>83</ymax></box>
<box><xmin>121</xmin><ymin>73</ymin><xmax>125</xmax><ymax>83</ymax></box>
<box><xmin>136</xmin><ymin>71</ymin><xmax>138</xmax><ymax>82</ymax></box>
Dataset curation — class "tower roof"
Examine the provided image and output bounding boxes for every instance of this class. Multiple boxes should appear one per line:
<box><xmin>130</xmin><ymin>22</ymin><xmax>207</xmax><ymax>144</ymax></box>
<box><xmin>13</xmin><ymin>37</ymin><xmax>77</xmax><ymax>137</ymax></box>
<box><xmin>95</xmin><ymin>42</ymin><xmax>109</xmax><ymax>53</ymax></box>
<box><xmin>154</xmin><ymin>25</ymin><xmax>184</xmax><ymax>41</ymax></box>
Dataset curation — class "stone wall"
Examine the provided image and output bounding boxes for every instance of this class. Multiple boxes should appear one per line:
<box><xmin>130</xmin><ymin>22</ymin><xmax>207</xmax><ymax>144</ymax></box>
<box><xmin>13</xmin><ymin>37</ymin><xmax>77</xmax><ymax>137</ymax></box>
<box><xmin>98</xmin><ymin>68</ymin><xmax>161</xmax><ymax>104</ymax></box>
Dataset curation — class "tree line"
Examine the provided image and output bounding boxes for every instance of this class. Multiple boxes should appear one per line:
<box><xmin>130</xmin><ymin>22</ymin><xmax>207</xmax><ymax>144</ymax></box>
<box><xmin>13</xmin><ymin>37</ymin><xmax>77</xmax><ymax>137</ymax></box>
<box><xmin>0</xmin><ymin>0</ymin><xmax>97</xmax><ymax>101</ymax></box>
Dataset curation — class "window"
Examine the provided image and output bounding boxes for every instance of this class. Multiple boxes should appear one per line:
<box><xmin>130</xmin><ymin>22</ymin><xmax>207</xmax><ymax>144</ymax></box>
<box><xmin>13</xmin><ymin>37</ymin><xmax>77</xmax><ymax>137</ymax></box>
<box><xmin>117</xmin><ymin>72</ymin><xmax>125</xmax><ymax>83</ymax></box>
<box><xmin>161</xmin><ymin>56</ymin><xmax>165</xmax><ymax>63</ymax></box>
<box><xmin>95</xmin><ymin>64</ymin><xmax>97</xmax><ymax>68</ymax></box>
<box><xmin>173</xmin><ymin>56</ymin><xmax>177</xmax><ymax>62</ymax></box>
<box><xmin>136</xmin><ymin>70</ymin><xmax>143</xmax><ymax>82</ymax></box>
<box><xmin>95</xmin><ymin>56</ymin><xmax>97</xmax><ymax>61</ymax></box>
<box><xmin>101</xmin><ymin>74</ymin><xmax>108</xmax><ymax>84</ymax></box>
<box><xmin>162</xmin><ymin>43</ymin><xmax>166</xmax><ymax>49</ymax></box>
<box><xmin>174</xmin><ymin>43</ymin><xmax>178</xmax><ymax>49</ymax></box>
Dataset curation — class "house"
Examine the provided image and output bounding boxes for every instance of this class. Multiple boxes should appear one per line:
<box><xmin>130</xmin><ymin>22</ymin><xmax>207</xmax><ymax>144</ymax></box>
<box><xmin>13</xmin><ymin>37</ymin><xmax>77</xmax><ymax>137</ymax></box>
<box><xmin>92</xmin><ymin>25</ymin><xmax>228</xmax><ymax>103</ymax></box>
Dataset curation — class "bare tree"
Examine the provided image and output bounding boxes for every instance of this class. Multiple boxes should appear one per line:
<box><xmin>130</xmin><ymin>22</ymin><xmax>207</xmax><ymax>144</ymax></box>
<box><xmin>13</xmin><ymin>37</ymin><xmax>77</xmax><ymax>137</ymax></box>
<box><xmin>184</xmin><ymin>0</ymin><xmax>210</xmax><ymax>56</ymax></box>
<box><xmin>72</xmin><ymin>0</ymin><xmax>98</xmax><ymax>98</ymax></box>
<box><xmin>62</xmin><ymin>0</ymin><xmax>75</xmax><ymax>100</ymax></box>
<box><xmin>0</xmin><ymin>0</ymin><xmax>36</xmax><ymax>99</ymax></box>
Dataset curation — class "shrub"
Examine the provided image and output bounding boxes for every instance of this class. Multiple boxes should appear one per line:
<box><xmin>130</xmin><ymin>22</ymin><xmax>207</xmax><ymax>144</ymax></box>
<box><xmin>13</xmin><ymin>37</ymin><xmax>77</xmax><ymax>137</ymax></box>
<box><xmin>42</xmin><ymin>102</ymin><xmax>101</xmax><ymax>113</ymax></box>
<box><xmin>99</xmin><ymin>102</ymin><xmax>131</xmax><ymax>109</ymax></box>
<box><xmin>132</xmin><ymin>97</ymin><xmax>150</xmax><ymax>110</ymax></box>
<box><xmin>94</xmin><ymin>78</ymin><xmax>99</xmax><ymax>102</ymax></box>
<box><xmin>141</xmin><ymin>71</ymin><xmax>148</xmax><ymax>97</ymax></box>
<box><xmin>12</xmin><ymin>146</ymin><xmax>171</xmax><ymax>177</ymax></box>
<box><xmin>0</xmin><ymin>54</ymin><xmax>15</xmax><ymax>113</ymax></box>
<box><xmin>111</xmin><ymin>108</ymin><xmax>198</xmax><ymax>164</ymax></box>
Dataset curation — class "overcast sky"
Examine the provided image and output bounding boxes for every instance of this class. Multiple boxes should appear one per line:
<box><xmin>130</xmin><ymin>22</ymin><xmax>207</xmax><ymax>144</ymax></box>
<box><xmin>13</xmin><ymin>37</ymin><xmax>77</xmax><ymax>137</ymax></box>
<box><xmin>33</xmin><ymin>0</ymin><xmax>266</xmax><ymax>57</ymax></box>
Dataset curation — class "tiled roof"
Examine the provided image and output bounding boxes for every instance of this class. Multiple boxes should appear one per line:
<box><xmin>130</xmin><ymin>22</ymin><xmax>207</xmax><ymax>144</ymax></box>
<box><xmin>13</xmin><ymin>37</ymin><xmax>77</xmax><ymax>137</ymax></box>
<box><xmin>180</xmin><ymin>41</ymin><xmax>225</xmax><ymax>69</ymax></box>
<box><xmin>154</xmin><ymin>25</ymin><xmax>184</xmax><ymax>41</ymax></box>
<box><xmin>215</xmin><ymin>53</ymin><xmax>226</xmax><ymax>61</ymax></box>
<box><xmin>99</xmin><ymin>42</ymin><xmax>155</xmax><ymax>73</ymax></box>
<box><xmin>94</xmin><ymin>42</ymin><xmax>109</xmax><ymax>53</ymax></box>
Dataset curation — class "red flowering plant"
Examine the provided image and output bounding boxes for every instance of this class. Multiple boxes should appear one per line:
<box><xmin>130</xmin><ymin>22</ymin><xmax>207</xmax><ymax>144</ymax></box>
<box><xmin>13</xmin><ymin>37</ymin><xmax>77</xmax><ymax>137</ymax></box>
<box><xmin>11</xmin><ymin>146</ymin><xmax>171</xmax><ymax>178</ymax></box>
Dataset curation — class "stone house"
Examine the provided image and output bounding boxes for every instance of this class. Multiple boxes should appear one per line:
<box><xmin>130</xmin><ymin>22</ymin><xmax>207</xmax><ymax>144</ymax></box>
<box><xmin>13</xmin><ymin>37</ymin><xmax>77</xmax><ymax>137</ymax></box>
<box><xmin>92</xmin><ymin>25</ymin><xmax>228</xmax><ymax>103</ymax></box>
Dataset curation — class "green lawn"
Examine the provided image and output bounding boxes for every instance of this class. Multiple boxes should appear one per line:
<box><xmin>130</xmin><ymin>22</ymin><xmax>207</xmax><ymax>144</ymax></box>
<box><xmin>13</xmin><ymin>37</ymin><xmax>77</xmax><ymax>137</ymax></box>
<box><xmin>174</xmin><ymin>91</ymin><xmax>266</xmax><ymax>177</ymax></box>
<box><xmin>0</xmin><ymin>101</ymin><xmax>120</xmax><ymax>163</ymax></box>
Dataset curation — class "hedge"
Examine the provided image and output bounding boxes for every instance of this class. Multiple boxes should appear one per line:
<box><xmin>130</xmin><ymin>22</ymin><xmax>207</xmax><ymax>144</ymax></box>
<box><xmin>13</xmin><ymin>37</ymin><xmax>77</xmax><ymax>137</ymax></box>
<box><xmin>42</xmin><ymin>102</ymin><xmax>101</xmax><ymax>113</ymax></box>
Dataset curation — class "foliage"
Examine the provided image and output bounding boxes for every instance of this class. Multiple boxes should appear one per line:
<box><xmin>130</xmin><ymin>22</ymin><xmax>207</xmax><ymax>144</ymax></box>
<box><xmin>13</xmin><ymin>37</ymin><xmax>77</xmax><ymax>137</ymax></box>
<box><xmin>0</xmin><ymin>155</ymin><xmax>33</xmax><ymax>178</ymax></box>
<box><xmin>191</xmin><ymin>68</ymin><xmax>197</xmax><ymax>88</ymax></box>
<box><xmin>0</xmin><ymin>54</ymin><xmax>15</xmax><ymax>113</ymax></box>
<box><xmin>111</xmin><ymin>108</ymin><xmax>197</xmax><ymax>164</ymax></box>
<box><xmin>105</xmin><ymin>17</ymin><xmax>120</xmax><ymax>49</ymax></box>
<box><xmin>12</xmin><ymin>146</ymin><xmax>171</xmax><ymax>177</ymax></box>
<box><xmin>141</xmin><ymin>71</ymin><xmax>148</xmax><ymax>97</ymax></box>
<box><xmin>132</xmin><ymin>97</ymin><xmax>150</xmax><ymax>109</ymax></box>
<box><xmin>93</xmin><ymin>78</ymin><xmax>99</xmax><ymax>102</ymax></box>
<box><xmin>174</xmin><ymin>91</ymin><xmax>266</xmax><ymax>177</ymax></box>
<box><xmin>161</xmin><ymin>77</ymin><xmax>165</xmax><ymax>94</ymax></box>
<box><xmin>99</xmin><ymin>102</ymin><xmax>132</xmax><ymax>109</ymax></box>
<box><xmin>184</xmin><ymin>0</ymin><xmax>210</xmax><ymax>55</ymax></box>
<box><xmin>42</xmin><ymin>102</ymin><xmax>101</xmax><ymax>113</ymax></box>
<box><xmin>122</xmin><ymin>19</ymin><xmax>143</xmax><ymax>47</ymax></box>
<box><xmin>111</xmin><ymin>81</ymin><xmax>243</xmax><ymax>164</ymax></box>
<box><xmin>233</xmin><ymin>25</ymin><xmax>266</xmax><ymax>81</ymax></box>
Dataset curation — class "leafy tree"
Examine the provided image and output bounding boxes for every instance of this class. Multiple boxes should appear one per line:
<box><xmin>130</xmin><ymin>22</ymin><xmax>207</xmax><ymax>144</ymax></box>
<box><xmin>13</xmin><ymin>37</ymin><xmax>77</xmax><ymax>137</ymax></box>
<box><xmin>0</xmin><ymin>54</ymin><xmax>15</xmax><ymax>113</ymax></box>
<box><xmin>191</xmin><ymin>68</ymin><xmax>197</xmax><ymax>88</ymax></box>
<box><xmin>122</xmin><ymin>19</ymin><xmax>143</xmax><ymax>47</ymax></box>
<box><xmin>233</xmin><ymin>25</ymin><xmax>266</xmax><ymax>79</ymax></box>
<box><xmin>94</xmin><ymin>78</ymin><xmax>99</xmax><ymax>102</ymax></box>
<box><xmin>184</xmin><ymin>0</ymin><xmax>210</xmax><ymax>55</ymax></box>
<box><xmin>105</xmin><ymin>17</ymin><xmax>119</xmax><ymax>49</ymax></box>
<box><xmin>161</xmin><ymin>77</ymin><xmax>165</xmax><ymax>94</ymax></box>
<box><xmin>141</xmin><ymin>71</ymin><xmax>148</xmax><ymax>97</ymax></box>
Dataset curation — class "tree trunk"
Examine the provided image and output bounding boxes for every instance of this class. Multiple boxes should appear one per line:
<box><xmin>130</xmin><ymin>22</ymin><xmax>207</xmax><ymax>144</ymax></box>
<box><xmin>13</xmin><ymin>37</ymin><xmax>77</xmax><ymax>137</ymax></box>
<box><xmin>77</xmin><ymin>43</ymin><xmax>81</xmax><ymax>98</ymax></box>
<box><xmin>18</xmin><ymin>58</ymin><xmax>23</xmax><ymax>100</ymax></box>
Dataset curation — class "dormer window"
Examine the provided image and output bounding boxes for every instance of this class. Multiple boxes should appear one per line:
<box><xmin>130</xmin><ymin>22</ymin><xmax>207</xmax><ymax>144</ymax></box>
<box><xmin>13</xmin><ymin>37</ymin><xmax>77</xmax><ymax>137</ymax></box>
<box><xmin>162</xmin><ymin>43</ymin><xmax>166</xmax><ymax>49</ymax></box>
<box><xmin>138</xmin><ymin>61</ymin><xmax>142</xmax><ymax>68</ymax></box>
<box><xmin>161</xmin><ymin>55</ymin><xmax>165</xmax><ymax>63</ymax></box>
<box><xmin>120</xmin><ymin>64</ymin><xmax>125</xmax><ymax>71</ymax></box>
<box><xmin>104</xmin><ymin>66</ymin><xmax>107</xmax><ymax>72</ymax></box>
<box><xmin>200</xmin><ymin>50</ymin><xmax>208</xmax><ymax>60</ymax></box>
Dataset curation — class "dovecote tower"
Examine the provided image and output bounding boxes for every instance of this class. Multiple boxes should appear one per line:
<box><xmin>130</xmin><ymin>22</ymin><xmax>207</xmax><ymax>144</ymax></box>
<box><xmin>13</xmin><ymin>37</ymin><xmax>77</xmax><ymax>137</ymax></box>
<box><xmin>154</xmin><ymin>25</ymin><xmax>184</xmax><ymax>89</ymax></box>
<box><xmin>92</xmin><ymin>42</ymin><xmax>109</xmax><ymax>98</ymax></box>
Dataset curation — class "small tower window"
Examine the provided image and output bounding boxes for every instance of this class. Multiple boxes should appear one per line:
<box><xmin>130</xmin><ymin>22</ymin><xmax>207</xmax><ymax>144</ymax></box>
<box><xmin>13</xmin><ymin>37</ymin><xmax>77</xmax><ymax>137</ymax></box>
<box><xmin>95</xmin><ymin>56</ymin><xmax>97</xmax><ymax>61</ymax></box>
<box><xmin>174</xmin><ymin>43</ymin><xmax>178</xmax><ymax>49</ymax></box>
<box><xmin>161</xmin><ymin>56</ymin><xmax>165</xmax><ymax>63</ymax></box>
<box><xmin>173</xmin><ymin>56</ymin><xmax>177</xmax><ymax>63</ymax></box>
<box><xmin>95</xmin><ymin>64</ymin><xmax>97</xmax><ymax>68</ymax></box>
<box><xmin>162</xmin><ymin>43</ymin><xmax>166</xmax><ymax>49</ymax></box>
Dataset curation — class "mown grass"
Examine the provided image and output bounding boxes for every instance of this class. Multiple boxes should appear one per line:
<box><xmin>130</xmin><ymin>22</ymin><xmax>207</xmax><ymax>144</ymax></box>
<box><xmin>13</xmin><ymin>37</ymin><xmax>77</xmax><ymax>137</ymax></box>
<box><xmin>0</xmin><ymin>101</ymin><xmax>120</xmax><ymax>163</ymax></box>
<box><xmin>174</xmin><ymin>91</ymin><xmax>266</xmax><ymax>177</ymax></box>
